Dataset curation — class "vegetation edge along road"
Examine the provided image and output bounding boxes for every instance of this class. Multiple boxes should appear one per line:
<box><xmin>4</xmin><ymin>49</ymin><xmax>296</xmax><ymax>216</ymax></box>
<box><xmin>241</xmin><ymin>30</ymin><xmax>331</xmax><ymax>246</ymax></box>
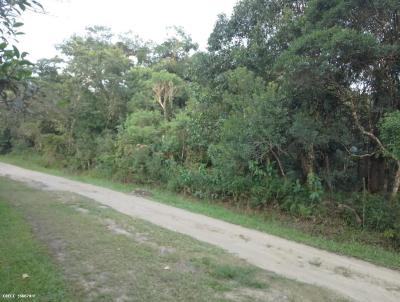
<box><xmin>1</xmin><ymin>154</ymin><xmax>399</xmax><ymax>272</ymax></box>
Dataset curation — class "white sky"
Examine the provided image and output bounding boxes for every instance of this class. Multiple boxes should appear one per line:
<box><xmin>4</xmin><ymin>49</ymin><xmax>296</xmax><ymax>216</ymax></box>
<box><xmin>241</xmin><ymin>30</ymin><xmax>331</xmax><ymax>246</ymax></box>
<box><xmin>17</xmin><ymin>0</ymin><xmax>237</xmax><ymax>62</ymax></box>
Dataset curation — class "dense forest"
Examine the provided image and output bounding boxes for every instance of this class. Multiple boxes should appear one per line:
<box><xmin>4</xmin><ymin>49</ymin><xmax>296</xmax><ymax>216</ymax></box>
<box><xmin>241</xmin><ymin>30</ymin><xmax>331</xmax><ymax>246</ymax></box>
<box><xmin>1</xmin><ymin>0</ymin><xmax>400</xmax><ymax>247</ymax></box>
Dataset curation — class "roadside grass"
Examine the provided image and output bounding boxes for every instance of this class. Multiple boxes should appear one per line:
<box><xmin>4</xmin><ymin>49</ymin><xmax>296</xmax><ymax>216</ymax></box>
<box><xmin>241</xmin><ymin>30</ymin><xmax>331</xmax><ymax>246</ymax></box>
<box><xmin>206</xmin><ymin>263</ymin><xmax>266</xmax><ymax>289</ymax></box>
<box><xmin>0</xmin><ymin>153</ymin><xmax>399</xmax><ymax>270</ymax></box>
<box><xmin>0</xmin><ymin>178</ymin><xmax>348</xmax><ymax>302</ymax></box>
<box><xmin>0</xmin><ymin>200</ymin><xmax>73</xmax><ymax>301</ymax></box>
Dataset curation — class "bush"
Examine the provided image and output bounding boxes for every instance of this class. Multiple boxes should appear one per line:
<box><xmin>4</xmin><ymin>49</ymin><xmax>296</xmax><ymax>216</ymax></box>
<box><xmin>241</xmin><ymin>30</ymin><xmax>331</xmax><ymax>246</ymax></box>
<box><xmin>0</xmin><ymin>128</ymin><xmax>12</xmax><ymax>154</ymax></box>
<box><xmin>337</xmin><ymin>193</ymin><xmax>400</xmax><ymax>246</ymax></box>
<box><xmin>40</xmin><ymin>134</ymin><xmax>69</xmax><ymax>166</ymax></box>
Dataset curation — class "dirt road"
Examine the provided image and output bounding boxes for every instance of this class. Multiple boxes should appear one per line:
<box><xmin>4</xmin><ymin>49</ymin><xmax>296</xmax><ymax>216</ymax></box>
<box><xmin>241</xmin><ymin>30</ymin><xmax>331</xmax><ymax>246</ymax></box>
<box><xmin>1</xmin><ymin>162</ymin><xmax>399</xmax><ymax>302</ymax></box>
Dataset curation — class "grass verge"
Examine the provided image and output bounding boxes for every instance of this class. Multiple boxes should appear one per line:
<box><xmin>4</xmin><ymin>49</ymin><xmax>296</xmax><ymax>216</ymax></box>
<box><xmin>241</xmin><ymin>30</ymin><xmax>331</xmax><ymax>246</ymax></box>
<box><xmin>0</xmin><ymin>200</ymin><xmax>73</xmax><ymax>301</ymax></box>
<box><xmin>0</xmin><ymin>178</ymin><xmax>347</xmax><ymax>302</ymax></box>
<box><xmin>0</xmin><ymin>153</ymin><xmax>399</xmax><ymax>269</ymax></box>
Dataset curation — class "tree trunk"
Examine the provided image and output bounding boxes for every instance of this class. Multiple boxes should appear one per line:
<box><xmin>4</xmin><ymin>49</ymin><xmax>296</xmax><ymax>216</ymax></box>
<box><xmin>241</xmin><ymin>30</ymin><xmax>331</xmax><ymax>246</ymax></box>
<box><xmin>383</xmin><ymin>161</ymin><xmax>389</xmax><ymax>192</ymax></box>
<box><xmin>163</xmin><ymin>104</ymin><xmax>168</xmax><ymax>120</ymax></box>
<box><xmin>270</xmin><ymin>147</ymin><xmax>286</xmax><ymax>178</ymax></box>
<box><xmin>391</xmin><ymin>160</ymin><xmax>400</xmax><ymax>200</ymax></box>
<box><xmin>324</xmin><ymin>153</ymin><xmax>334</xmax><ymax>194</ymax></box>
<box><xmin>369</xmin><ymin>157</ymin><xmax>386</xmax><ymax>193</ymax></box>
<box><xmin>300</xmin><ymin>144</ymin><xmax>315</xmax><ymax>180</ymax></box>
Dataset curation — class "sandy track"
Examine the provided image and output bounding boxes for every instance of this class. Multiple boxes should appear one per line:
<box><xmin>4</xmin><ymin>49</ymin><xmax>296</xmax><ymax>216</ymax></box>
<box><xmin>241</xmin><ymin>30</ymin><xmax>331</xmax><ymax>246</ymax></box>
<box><xmin>1</xmin><ymin>163</ymin><xmax>400</xmax><ymax>302</ymax></box>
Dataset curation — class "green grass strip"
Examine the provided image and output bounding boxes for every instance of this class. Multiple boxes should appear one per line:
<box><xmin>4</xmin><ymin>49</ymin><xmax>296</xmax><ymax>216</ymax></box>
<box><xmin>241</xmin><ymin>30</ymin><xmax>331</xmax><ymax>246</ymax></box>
<box><xmin>0</xmin><ymin>200</ymin><xmax>72</xmax><ymax>302</ymax></box>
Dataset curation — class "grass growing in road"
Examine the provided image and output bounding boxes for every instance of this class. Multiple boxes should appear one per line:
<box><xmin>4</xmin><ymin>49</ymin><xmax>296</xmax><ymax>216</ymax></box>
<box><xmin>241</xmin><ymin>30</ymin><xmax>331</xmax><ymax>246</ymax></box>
<box><xmin>0</xmin><ymin>178</ymin><xmax>347</xmax><ymax>302</ymax></box>
<box><xmin>0</xmin><ymin>200</ymin><xmax>73</xmax><ymax>302</ymax></box>
<box><xmin>1</xmin><ymin>153</ymin><xmax>399</xmax><ymax>270</ymax></box>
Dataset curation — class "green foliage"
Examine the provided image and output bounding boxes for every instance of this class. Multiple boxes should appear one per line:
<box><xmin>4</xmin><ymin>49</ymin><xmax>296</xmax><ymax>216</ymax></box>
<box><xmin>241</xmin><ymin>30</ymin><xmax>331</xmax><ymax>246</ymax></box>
<box><xmin>344</xmin><ymin>193</ymin><xmax>400</xmax><ymax>247</ymax></box>
<box><xmin>121</xmin><ymin>110</ymin><xmax>162</xmax><ymax>144</ymax></box>
<box><xmin>4</xmin><ymin>0</ymin><xmax>400</xmax><ymax>248</ymax></box>
<box><xmin>0</xmin><ymin>125</ymin><xmax>12</xmax><ymax>153</ymax></box>
<box><xmin>114</xmin><ymin>110</ymin><xmax>165</xmax><ymax>183</ymax></box>
<box><xmin>307</xmin><ymin>173</ymin><xmax>323</xmax><ymax>203</ymax></box>
<box><xmin>0</xmin><ymin>1</ymin><xmax>42</xmax><ymax>41</ymax></box>
<box><xmin>380</xmin><ymin>111</ymin><xmax>400</xmax><ymax>160</ymax></box>
<box><xmin>153</xmin><ymin>26</ymin><xmax>199</xmax><ymax>76</ymax></box>
<box><xmin>0</xmin><ymin>0</ymin><xmax>42</xmax><ymax>98</ymax></box>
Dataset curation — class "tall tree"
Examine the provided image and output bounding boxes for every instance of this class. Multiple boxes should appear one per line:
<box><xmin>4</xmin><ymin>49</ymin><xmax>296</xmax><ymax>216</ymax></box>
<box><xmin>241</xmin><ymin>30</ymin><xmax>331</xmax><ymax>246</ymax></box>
<box><xmin>0</xmin><ymin>0</ymin><xmax>42</xmax><ymax>97</ymax></box>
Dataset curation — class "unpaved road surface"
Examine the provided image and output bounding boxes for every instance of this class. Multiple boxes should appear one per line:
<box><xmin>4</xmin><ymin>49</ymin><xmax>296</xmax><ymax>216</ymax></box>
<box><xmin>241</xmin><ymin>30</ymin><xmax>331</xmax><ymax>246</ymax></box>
<box><xmin>1</xmin><ymin>163</ymin><xmax>400</xmax><ymax>302</ymax></box>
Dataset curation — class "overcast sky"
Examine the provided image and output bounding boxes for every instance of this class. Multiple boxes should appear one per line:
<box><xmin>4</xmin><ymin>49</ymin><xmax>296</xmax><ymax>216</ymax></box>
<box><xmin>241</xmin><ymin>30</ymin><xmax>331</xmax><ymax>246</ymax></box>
<box><xmin>18</xmin><ymin>0</ymin><xmax>238</xmax><ymax>62</ymax></box>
